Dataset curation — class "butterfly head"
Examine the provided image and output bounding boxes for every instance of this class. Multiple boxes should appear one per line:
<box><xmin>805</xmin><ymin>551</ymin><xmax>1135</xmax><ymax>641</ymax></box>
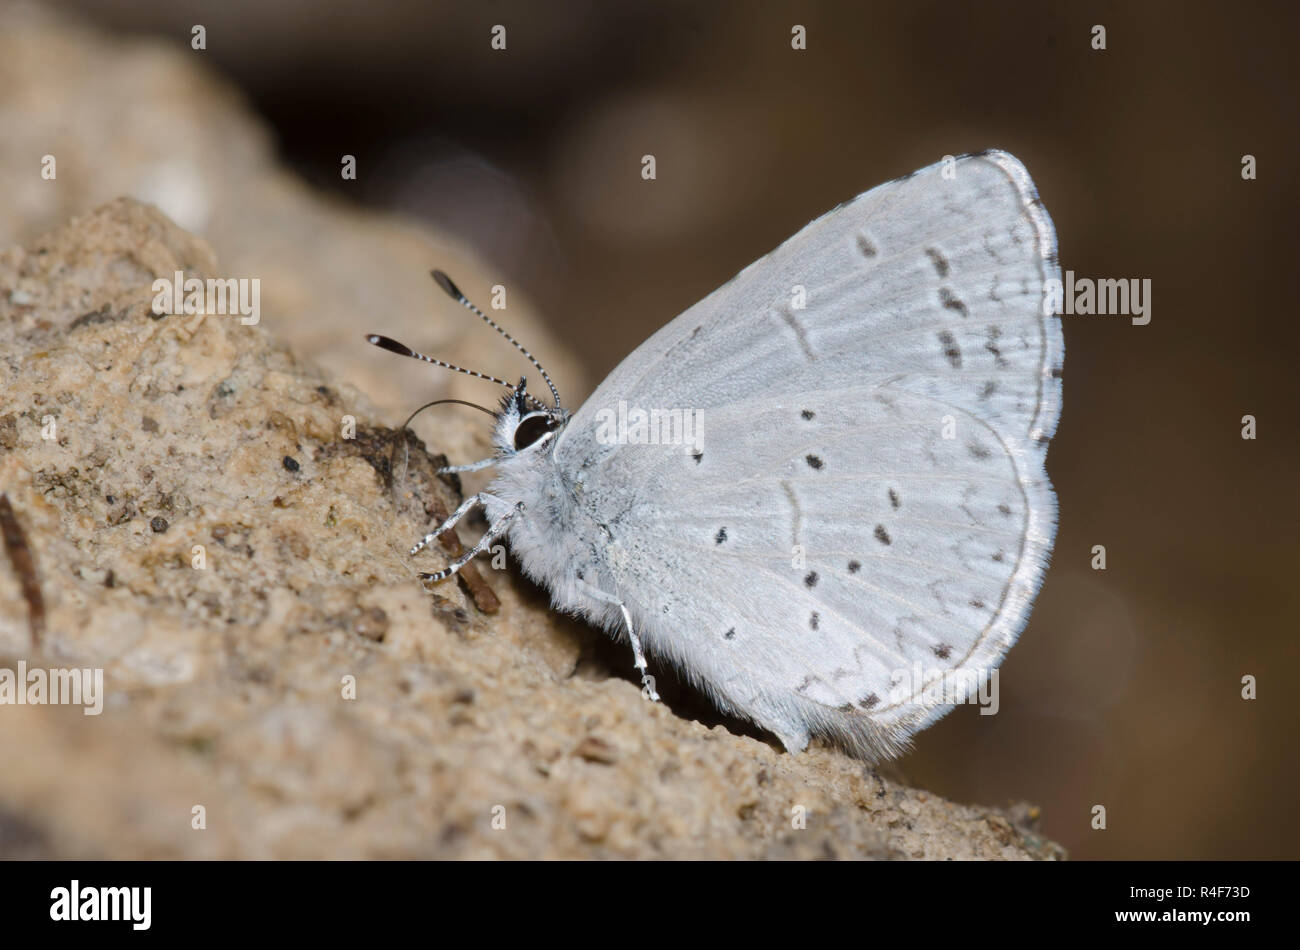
<box><xmin>494</xmin><ymin>377</ymin><xmax>569</xmax><ymax>457</ymax></box>
<box><xmin>365</xmin><ymin>270</ymin><xmax>569</xmax><ymax>471</ymax></box>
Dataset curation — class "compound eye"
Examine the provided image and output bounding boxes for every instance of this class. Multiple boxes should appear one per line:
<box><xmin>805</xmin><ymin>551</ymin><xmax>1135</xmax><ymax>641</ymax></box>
<box><xmin>513</xmin><ymin>413</ymin><xmax>555</xmax><ymax>450</ymax></box>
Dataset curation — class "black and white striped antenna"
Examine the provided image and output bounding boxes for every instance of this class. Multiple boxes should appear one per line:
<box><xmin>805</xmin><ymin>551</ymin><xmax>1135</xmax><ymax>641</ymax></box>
<box><xmin>364</xmin><ymin>333</ymin><xmax>519</xmax><ymax>394</ymax></box>
<box><xmin>431</xmin><ymin>270</ymin><xmax>562</xmax><ymax>410</ymax></box>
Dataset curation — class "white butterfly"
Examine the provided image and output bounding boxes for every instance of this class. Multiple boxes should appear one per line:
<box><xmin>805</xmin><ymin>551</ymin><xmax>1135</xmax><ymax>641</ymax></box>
<box><xmin>368</xmin><ymin>150</ymin><xmax>1062</xmax><ymax>761</ymax></box>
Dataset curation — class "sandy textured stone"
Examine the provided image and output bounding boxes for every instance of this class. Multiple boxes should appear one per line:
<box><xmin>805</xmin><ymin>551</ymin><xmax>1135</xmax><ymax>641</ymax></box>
<box><xmin>0</xmin><ymin>200</ymin><xmax>1064</xmax><ymax>859</ymax></box>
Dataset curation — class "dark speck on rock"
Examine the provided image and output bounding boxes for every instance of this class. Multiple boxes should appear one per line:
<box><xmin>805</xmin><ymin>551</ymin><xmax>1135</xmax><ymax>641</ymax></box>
<box><xmin>282</xmin><ymin>456</ymin><xmax>300</xmax><ymax>472</ymax></box>
<box><xmin>150</xmin><ymin>516</ymin><xmax>168</xmax><ymax>533</ymax></box>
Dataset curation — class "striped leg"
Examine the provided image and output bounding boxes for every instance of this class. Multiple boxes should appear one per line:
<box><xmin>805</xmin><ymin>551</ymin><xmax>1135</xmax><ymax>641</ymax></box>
<box><xmin>577</xmin><ymin>580</ymin><xmax>660</xmax><ymax>703</ymax></box>
<box><xmin>619</xmin><ymin>603</ymin><xmax>661</xmax><ymax>703</ymax></box>
<box><xmin>418</xmin><ymin>502</ymin><xmax>520</xmax><ymax>583</ymax></box>
<box><xmin>411</xmin><ymin>492</ymin><xmax>483</xmax><ymax>556</ymax></box>
<box><xmin>435</xmin><ymin>457</ymin><xmax>497</xmax><ymax>475</ymax></box>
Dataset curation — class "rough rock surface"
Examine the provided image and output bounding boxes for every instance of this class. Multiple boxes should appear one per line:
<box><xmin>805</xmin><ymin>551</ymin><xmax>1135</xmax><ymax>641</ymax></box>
<box><xmin>0</xmin><ymin>201</ymin><xmax>1064</xmax><ymax>859</ymax></box>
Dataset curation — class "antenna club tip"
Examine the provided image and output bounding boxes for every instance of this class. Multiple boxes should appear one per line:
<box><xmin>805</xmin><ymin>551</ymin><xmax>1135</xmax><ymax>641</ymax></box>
<box><xmin>367</xmin><ymin>334</ymin><xmax>410</xmax><ymax>356</ymax></box>
<box><xmin>431</xmin><ymin>270</ymin><xmax>464</xmax><ymax>301</ymax></box>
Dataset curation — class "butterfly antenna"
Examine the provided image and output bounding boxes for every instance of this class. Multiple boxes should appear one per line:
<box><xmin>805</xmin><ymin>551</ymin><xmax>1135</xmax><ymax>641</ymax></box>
<box><xmin>400</xmin><ymin>398</ymin><xmax>498</xmax><ymax>429</ymax></box>
<box><xmin>389</xmin><ymin>397</ymin><xmax>499</xmax><ymax>489</ymax></box>
<box><xmin>431</xmin><ymin>270</ymin><xmax>562</xmax><ymax>409</ymax></box>
<box><xmin>365</xmin><ymin>334</ymin><xmax>519</xmax><ymax>395</ymax></box>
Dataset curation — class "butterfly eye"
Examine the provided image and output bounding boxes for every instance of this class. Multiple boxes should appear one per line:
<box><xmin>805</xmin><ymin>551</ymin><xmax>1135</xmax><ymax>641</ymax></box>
<box><xmin>513</xmin><ymin>413</ymin><xmax>556</xmax><ymax>450</ymax></box>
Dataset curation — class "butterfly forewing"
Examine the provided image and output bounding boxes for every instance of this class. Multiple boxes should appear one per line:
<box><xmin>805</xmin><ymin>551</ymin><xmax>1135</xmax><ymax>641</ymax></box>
<box><xmin>554</xmin><ymin>151</ymin><xmax>1061</xmax><ymax>757</ymax></box>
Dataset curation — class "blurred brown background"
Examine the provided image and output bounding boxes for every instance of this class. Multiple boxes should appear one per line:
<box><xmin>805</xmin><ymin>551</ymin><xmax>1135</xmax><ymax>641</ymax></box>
<box><xmin>45</xmin><ymin>0</ymin><xmax>1300</xmax><ymax>859</ymax></box>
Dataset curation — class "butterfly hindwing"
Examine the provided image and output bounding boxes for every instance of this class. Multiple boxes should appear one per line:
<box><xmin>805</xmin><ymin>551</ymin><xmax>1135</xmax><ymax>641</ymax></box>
<box><xmin>548</xmin><ymin>151</ymin><xmax>1061</xmax><ymax>757</ymax></box>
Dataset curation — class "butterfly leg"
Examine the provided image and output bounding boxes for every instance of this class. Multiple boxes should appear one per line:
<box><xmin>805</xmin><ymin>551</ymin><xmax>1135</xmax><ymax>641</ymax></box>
<box><xmin>435</xmin><ymin>457</ymin><xmax>497</xmax><ymax>475</ymax></box>
<box><xmin>619</xmin><ymin>603</ymin><xmax>661</xmax><ymax>703</ymax></box>
<box><xmin>411</xmin><ymin>492</ymin><xmax>484</xmax><ymax>556</ymax></box>
<box><xmin>418</xmin><ymin>500</ymin><xmax>521</xmax><ymax>583</ymax></box>
<box><xmin>576</xmin><ymin>580</ymin><xmax>660</xmax><ymax>702</ymax></box>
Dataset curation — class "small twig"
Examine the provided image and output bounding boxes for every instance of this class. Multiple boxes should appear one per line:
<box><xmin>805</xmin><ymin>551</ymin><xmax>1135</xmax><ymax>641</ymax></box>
<box><xmin>0</xmin><ymin>493</ymin><xmax>46</xmax><ymax>647</ymax></box>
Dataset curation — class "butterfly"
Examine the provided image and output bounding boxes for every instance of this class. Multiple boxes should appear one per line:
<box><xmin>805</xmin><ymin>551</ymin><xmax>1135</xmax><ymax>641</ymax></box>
<box><xmin>367</xmin><ymin>150</ymin><xmax>1062</xmax><ymax>760</ymax></box>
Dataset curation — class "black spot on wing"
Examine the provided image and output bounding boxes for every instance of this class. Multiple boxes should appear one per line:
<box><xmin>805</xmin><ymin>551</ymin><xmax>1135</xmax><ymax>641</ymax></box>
<box><xmin>938</xmin><ymin>330</ymin><xmax>962</xmax><ymax>369</ymax></box>
<box><xmin>856</xmin><ymin>233</ymin><xmax>878</xmax><ymax>257</ymax></box>
<box><xmin>874</xmin><ymin>524</ymin><xmax>891</xmax><ymax>545</ymax></box>
<box><xmin>715</xmin><ymin>526</ymin><xmax>727</xmax><ymax>544</ymax></box>
<box><xmin>924</xmin><ymin>247</ymin><xmax>950</xmax><ymax>277</ymax></box>
<box><xmin>939</xmin><ymin>287</ymin><xmax>969</xmax><ymax>317</ymax></box>
<box><xmin>778</xmin><ymin>304</ymin><xmax>816</xmax><ymax>362</ymax></box>
<box><xmin>724</xmin><ymin>627</ymin><xmax>736</xmax><ymax>640</ymax></box>
<box><xmin>809</xmin><ymin>611</ymin><xmax>820</xmax><ymax>631</ymax></box>
<box><xmin>888</xmin><ymin>488</ymin><xmax>900</xmax><ymax>509</ymax></box>
<box><xmin>985</xmin><ymin>325</ymin><xmax>1008</xmax><ymax>368</ymax></box>
<box><xmin>804</xmin><ymin>571</ymin><xmax>818</xmax><ymax>588</ymax></box>
<box><xmin>933</xmin><ymin>644</ymin><xmax>952</xmax><ymax>660</ymax></box>
<box><xmin>805</xmin><ymin>454</ymin><xmax>823</xmax><ymax>470</ymax></box>
<box><xmin>858</xmin><ymin>693</ymin><xmax>879</xmax><ymax>710</ymax></box>
<box><xmin>848</xmin><ymin>560</ymin><xmax>861</xmax><ymax>573</ymax></box>
<box><xmin>800</xmin><ymin>409</ymin><xmax>815</xmax><ymax>420</ymax></box>
<box><xmin>691</xmin><ymin>450</ymin><xmax>703</xmax><ymax>464</ymax></box>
